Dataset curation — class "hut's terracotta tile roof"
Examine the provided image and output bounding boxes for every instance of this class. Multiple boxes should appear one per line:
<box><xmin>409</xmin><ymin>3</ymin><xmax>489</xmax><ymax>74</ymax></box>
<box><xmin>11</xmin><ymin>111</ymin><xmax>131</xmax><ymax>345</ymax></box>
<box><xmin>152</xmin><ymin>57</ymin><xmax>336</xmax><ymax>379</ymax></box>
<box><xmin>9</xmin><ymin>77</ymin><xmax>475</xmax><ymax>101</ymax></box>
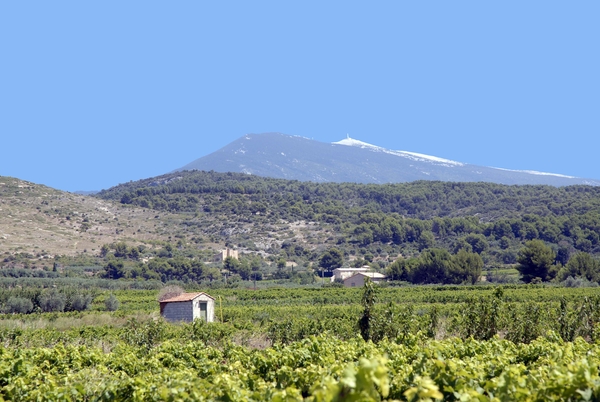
<box><xmin>160</xmin><ymin>292</ymin><xmax>214</xmax><ymax>303</ymax></box>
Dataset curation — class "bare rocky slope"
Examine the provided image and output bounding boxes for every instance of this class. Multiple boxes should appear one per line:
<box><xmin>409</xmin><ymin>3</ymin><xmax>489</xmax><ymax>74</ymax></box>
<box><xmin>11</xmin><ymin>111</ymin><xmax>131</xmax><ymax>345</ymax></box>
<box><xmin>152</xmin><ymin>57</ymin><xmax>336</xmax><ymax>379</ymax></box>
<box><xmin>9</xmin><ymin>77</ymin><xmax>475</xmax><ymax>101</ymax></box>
<box><xmin>0</xmin><ymin>175</ymin><xmax>328</xmax><ymax>266</ymax></box>
<box><xmin>0</xmin><ymin>176</ymin><xmax>187</xmax><ymax>259</ymax></box>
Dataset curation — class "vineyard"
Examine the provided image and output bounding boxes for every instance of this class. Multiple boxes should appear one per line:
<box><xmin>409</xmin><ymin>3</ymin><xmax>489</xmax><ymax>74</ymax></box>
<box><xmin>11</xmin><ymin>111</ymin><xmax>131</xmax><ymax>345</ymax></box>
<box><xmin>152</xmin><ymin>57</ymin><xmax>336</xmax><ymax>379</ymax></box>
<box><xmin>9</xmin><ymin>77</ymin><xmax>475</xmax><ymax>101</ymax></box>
<box><xmin>3</xmin><ymin>334</ymin><xmax>600</xmax><ymax>401</ymax></box>
<box><xmin>2</xmin><ymin>284</ymin><xmax>600</xmax><ymax>400</ymax></box>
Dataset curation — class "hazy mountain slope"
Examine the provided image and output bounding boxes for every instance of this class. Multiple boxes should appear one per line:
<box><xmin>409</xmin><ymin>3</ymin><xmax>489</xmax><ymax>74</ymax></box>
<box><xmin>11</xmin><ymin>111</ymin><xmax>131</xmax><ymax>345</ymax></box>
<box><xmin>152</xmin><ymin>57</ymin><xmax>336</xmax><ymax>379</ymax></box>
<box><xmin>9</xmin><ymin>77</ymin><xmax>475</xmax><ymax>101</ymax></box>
<box><xmin>177</xmin><ymin>133</ymin><xmax>599</xmax><ymax>186</ymax></box>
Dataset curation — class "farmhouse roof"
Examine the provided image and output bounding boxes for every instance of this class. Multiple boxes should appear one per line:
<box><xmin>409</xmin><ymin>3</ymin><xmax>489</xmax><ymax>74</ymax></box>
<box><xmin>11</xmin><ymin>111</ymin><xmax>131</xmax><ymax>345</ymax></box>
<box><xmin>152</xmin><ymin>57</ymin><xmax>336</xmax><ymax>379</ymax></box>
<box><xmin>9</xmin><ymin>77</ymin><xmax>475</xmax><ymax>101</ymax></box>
<box><xmin>160</xmin><ymin>292</ymin><xmax>215</xmax><ymax>303</ymax></box>
<box><xmin>347</xmin><ymin>272</ymin><xmax>387</xmax><ymax>280</ymax></box>
<box><xmin>333</xmin><ymin>267</ymin><xmax>370</xmax><ymax>272</ymax></box>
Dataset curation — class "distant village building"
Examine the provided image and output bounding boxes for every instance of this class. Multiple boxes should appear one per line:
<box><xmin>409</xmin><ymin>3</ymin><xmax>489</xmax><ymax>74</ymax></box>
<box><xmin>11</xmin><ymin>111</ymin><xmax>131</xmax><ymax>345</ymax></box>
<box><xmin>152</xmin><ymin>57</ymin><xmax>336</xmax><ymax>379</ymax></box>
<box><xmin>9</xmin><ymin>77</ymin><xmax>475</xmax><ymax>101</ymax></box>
<box><xmin>214</xmin><ymin>248</ymin><xmax>239</xmax><ymax>262</ymax></box>
<box><xmin>343</xmin><ymin>272</ymin><xmax>387</xmax><ymax>288</ymax></box>
<box><xmin>159</xmin><ymin>292</ymin><xmax>215</xmax><ymax>323</ymax></box>
<box><xmin>331</xmin><ymin>266</ymin><xmax>371</xmax><ymax>282</ymax></box>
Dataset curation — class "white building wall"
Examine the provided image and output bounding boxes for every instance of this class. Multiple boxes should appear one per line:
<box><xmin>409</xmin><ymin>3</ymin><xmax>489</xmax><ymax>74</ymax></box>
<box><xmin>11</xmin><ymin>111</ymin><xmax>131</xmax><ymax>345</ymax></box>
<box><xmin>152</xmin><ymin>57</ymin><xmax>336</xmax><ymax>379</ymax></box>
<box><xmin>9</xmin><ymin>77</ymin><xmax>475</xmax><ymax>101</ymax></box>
<box><xmin>332</xmin><ymin>267</ymin><xmax>370</xmax><ymax>282</ymax></box>
<box><xmin>343</xmin><ymin>273</ymin><xmax>386</xmax><ymax>288</ymax></box>
<box><xmin>206</xmin><ymin>298</ymin><xmax>215</xmax><ymax>323</ymax></box>
<box><xmin>344</xmin><ymin>275</ymin><xmax>366</xmax><ymax>288</ymax></box>
<box><xmin>191</xmin><ymin>294</ymin><xmax>215</xmax><ymax>323</ymax></box>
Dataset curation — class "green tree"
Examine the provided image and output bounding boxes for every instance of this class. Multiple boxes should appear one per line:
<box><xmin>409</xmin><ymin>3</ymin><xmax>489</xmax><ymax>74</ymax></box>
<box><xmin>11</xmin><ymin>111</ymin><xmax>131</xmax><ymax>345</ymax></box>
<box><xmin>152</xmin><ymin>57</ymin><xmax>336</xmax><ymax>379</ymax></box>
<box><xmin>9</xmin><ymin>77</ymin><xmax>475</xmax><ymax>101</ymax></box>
<box><xmin>250</xmin><ymin>257</ymin><xmax>262</xmax><ymax>271</ymax></box>
<box><xmin>223</xmin><ymin>256</ymin><xmax>240</xmax><ymax>272</ymax></box>
<box><xmin>358</xmin><ymin>278</ymin><xmax>377</xmax><ymax>342</ymax></box>
<box><xmin>561</xmin><ymin>252</ymin><xmax>600</xmax><ymax>282</ymax></box>
<box><xmin>202</xmin><ymin>267</ymin><xmax>221</xmax><ymax>281</ymax></box>
<box><xmin>464</xmin><ymin>234</ymin><xmax>489</xmax><ymax>254</ymax></box>
<box><xmin>411</xmin><ymin>248</ymin><xmax>455</xmax><ymax>284</ymax></box>
<box><xmin>450</xmin><ymin>249</ymin><xmax>483</xmax><ymax>284</ymax></box>
<box><xmin>516</xmin><ymin>240</ymin><xmax>556</xmax><ymax>283</ymax></box>
<box><xmin>387</xmin><ymin>257</ymin><xmax>418</xmax><ymax>282</ymax></box>
<box><xmin>576</xmin><ymin>237</ymin><xmax>593</xmax><ymax>252</ymax></box>
<box><xmin>319</xmin><ymin>248</ymin><xmax>343</xmax><ymax>271</ymax></box>
<box><xmin>128</xmin><ymin>247</ymin><xmax>140</xmax><ymax>260</ymax></box>
<box><xmin>491</xmin><ymin>220</ymin><xmax>514</xmax><ymax>239</ymax></box>
<box><xmin>237</xmin><ymin>261</ymin><xmax>251</xmax><ymax>281</ymax></box>
<box><xmin>99</xmin><ymin>244</ymin><xmax>110</xmax><ymax>258</ymax></box>
<box><xmin>113</xmin><ymin>242</ymin><xmax>129</xmax><ymax>258</ymax></box>
<box><xmin>555</xmin><ymin>245</ymin><xmax>571</xmax><ymax>266</ymax></box>
<box><xmin>103</xmin><ymin>260</ymin><xmax>126</xmax><ymax>279</ymax></box>
<box><xmin>417</xmin><ymin>231</ymin><xmax>435</xmax><ymax>251</ymax></box>
<box><xmin>453</xmin><ymin>238</ymin><xmax>473</xmax><ymax>254</ymax></box>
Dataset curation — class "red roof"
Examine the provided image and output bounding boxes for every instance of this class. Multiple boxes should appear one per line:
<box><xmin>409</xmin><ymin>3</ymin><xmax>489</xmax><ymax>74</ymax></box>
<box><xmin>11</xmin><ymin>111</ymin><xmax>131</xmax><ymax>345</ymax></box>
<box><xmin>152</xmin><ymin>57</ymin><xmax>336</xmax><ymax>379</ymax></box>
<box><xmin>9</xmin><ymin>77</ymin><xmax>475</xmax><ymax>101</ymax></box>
<box><xmin>160</xmin><ymin>292</ymin><xmax>214</xmax><ymax>303</ymax></box>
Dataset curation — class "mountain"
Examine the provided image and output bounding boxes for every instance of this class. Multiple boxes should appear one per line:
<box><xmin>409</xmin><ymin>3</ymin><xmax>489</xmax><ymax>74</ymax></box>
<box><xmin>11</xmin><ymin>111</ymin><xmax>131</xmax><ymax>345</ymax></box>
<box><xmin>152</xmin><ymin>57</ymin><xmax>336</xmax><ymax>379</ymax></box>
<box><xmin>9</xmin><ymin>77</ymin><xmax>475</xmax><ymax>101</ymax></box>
<box><xmin>176</xmin><ymin>133</ymin><xmax>599</xmax><ymax>186</ymax></box>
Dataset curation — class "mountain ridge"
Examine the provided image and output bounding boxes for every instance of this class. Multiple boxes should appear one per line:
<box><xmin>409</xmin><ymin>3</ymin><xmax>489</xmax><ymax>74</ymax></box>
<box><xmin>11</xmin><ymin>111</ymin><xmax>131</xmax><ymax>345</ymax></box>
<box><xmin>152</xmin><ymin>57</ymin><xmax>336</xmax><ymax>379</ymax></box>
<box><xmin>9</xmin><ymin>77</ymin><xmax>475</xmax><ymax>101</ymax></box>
<box><xmin>176</xmin><ymin>133</ymin><xmax>599</xmax><ymax>187</ymax></box>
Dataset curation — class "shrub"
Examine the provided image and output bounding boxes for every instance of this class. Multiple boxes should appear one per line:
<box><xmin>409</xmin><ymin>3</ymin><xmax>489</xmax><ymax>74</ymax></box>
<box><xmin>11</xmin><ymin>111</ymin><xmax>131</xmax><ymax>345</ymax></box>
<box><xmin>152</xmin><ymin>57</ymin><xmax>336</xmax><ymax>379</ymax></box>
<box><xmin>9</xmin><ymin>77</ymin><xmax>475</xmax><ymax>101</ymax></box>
<box><xmin>70</xmin><ymin>294</ymin><xmax>93</xmax><ymax>311</ymax></box>
<box><xmin>105</xmin><ymin>293</ymin><xmax>120</xmax><ymax>311</ymax></box>
<box><xmin>158</xmin><ymin>285</ymin><xmax>185</xmax><ymax>301</ymax></box>
<box><xmin>121</xmin><ymin>318</ymin><xmax>166</xmax><ymax>351</ymax></box>
<box><xmin>39</xmin><ymin>291</ymin><xmax>66</xmax><ymax>312</ymax></box>
<box><xmin>561</xmin><ymin>276</ymin><xmax>599</xmax><ymax>288</ymax></box>
<box><xmin>4</xmin><ymin>297</ymin><xmax>33</xmax><ymax>314</ymax></box>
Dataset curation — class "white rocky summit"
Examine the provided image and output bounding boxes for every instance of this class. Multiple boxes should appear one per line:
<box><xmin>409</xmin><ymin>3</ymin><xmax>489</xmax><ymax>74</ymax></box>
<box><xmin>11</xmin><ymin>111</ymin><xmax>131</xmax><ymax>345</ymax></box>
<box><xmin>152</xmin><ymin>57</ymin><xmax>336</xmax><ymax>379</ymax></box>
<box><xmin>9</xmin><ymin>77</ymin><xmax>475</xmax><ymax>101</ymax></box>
<box><xmin>333</xmin><ymin>136</ymin><xmax>464</xmax><ymax>167</ymax></box>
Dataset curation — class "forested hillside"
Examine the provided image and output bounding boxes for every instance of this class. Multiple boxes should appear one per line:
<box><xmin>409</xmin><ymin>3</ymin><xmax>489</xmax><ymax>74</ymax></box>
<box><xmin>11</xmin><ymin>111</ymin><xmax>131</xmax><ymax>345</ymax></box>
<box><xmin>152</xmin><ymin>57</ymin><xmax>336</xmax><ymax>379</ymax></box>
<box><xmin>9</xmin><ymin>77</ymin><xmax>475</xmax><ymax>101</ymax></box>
<box><xmin>96</xmin><ymin>171</ymin><xmax>600</xmax><ymax>283</ymax></box>
<box><xmin>97</xmin><ymin>171</ymin><xmax>600</xmax><ymax>218</ymax></box>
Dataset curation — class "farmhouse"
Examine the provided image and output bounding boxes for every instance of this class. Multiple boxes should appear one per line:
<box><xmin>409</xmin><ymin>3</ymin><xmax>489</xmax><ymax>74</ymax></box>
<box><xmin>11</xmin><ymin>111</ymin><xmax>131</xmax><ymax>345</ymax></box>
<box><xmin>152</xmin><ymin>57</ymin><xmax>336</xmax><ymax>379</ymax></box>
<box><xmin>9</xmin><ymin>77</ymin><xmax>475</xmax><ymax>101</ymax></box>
<box><xmin>343</xmin><ymin>272</ymin><xmax>387</xmax><ymax>288</ymax></box>
<box><xmin>159</xmin><ymin>292</ymin><xmax>215</xmax><ymax>323</ymax></box>
<box><xmin>330</xmin><ymin>266</ymin><xmax>371</xmax><ymax>282</ymax></box>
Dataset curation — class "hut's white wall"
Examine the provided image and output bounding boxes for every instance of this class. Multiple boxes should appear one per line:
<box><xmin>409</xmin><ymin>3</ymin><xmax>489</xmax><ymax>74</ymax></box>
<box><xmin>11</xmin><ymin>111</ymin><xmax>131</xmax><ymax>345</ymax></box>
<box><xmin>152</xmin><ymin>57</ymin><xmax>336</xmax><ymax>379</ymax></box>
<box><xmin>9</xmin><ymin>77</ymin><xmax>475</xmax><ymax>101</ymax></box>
<box><xmin>192</xmin><ymin>294</ymin><xmax>215</xmax><ymax>323</ymax></box>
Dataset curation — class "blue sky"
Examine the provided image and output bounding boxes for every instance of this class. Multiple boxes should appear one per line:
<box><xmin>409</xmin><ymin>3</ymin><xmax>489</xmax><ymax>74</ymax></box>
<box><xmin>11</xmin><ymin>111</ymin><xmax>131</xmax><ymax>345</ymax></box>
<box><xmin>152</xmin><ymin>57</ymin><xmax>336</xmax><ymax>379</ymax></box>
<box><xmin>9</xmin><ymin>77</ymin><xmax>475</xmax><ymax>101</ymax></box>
<box><xmin>1</xmin><ymin>2</ymin><xmax>598</xmax><ymax>192</ymax></box>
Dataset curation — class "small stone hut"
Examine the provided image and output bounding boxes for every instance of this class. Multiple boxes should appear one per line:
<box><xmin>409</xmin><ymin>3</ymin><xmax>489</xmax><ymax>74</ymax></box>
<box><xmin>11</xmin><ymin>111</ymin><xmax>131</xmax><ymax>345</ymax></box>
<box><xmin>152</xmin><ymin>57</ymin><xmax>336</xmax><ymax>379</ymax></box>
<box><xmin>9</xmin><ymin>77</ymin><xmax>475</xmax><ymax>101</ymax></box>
<box><xmin>159</xmin><ymin>292</ymin><xmax>215</xmax><ymax>323</ymax></box>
